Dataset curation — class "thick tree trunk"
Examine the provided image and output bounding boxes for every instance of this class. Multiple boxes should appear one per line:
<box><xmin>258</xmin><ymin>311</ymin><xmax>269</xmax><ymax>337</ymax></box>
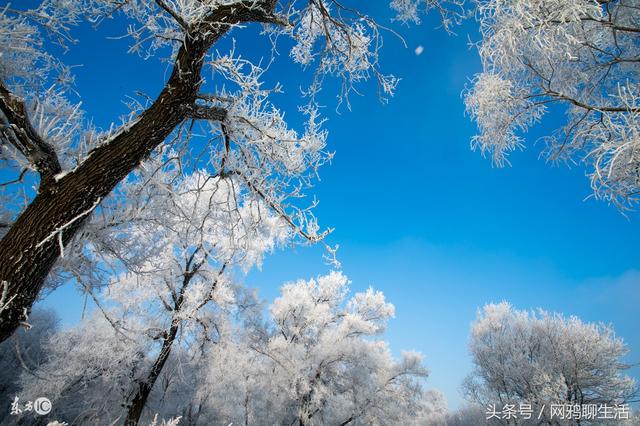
<box><xmin>0</xmin><ymin>36</ymin><xmax>201</xmax><ymax>341</ymax></box>
<box><xmin>0</xmin><ymin>1</ymin><xmax>277</xmax><ymax>343</ymax></box>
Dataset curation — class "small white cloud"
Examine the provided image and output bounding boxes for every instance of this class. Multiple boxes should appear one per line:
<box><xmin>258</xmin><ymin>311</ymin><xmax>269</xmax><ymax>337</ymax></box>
<box><xmin>415</xmin><ymin>45</ymin><xmax>424</xmax><ymax>56</ymax></box>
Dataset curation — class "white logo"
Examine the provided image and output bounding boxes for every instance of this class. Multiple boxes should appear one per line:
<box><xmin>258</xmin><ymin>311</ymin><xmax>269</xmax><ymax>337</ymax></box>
<box><xmin>33</xmin><ymin>397</ymin><xmax>52</xmax><ymax>415</ymax></box>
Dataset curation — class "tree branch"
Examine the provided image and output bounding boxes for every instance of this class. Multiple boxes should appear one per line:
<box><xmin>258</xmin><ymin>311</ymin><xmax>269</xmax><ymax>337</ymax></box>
<box><xmin>546</xmin><ymin>89</ymin><xmax>639</xmax><ymax>113</ymax></box>
<box><xmin>0</xmin><ymin>168</ymin><xmax>28</xmax><ymax>187</ymax></box>
<box><xmin>187</xmin><ymin>105</ymin><xmax>227</xmax><ymax>121</ymax></box>
<box><xmin>196</xmin><ymin>0</ymin><xmax>287</xmax><ymax>33</ymax></box>
<box><xmin>0</xmin><ymin>82</ymin><xmax>62</xmax><ymax>184</ymax></box>
<box><xmin>154</xmin><ymin>0</ymin><xmax>190</xmax><ymax>32</ymax></box>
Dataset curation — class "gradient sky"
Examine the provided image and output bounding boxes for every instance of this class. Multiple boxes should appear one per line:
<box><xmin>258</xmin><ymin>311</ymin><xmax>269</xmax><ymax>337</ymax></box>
<box><xmin>38</xmin><ymin>2</ymin><xmax>639</xmax><ymax>410</ymax></box>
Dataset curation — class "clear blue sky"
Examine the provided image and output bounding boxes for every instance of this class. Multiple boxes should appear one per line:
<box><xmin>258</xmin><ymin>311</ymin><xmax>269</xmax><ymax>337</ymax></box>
<box><xmin>39</xmin><ymin>3</ymin><xmax>639</xmax><ymax>409</ymax></box>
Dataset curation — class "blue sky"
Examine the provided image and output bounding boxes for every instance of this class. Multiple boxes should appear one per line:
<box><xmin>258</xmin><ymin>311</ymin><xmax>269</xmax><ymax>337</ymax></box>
<box><xmin>38</xmin><ymin>3</ymin><xmax>639</xmax><ymax>410</ymax></box>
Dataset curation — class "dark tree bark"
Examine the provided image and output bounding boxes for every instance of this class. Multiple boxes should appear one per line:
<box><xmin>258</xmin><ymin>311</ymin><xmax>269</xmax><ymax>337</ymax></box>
<box><xmin>0</xmin><ymin>1</ymin><xmax>278</xmax><ymax>343</ymax></box>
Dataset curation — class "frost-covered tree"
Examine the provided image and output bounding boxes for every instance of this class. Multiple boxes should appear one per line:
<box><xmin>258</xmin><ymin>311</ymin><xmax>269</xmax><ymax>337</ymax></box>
<box><xmin>195</xmin><ymin>271</ymin><xmax>430</xmax><ymax>426</ymax></box>
<box><xmin>14</xmin><ymin>274</ymin><xmax>250</xmax><ymax>425</ymax></box>
<box><xmin>0</xmin><ymin>308</ymin><xmax>58</xmax><ymax>423</ymax></box>
<box><xmin>17</xmin><ymin>313</ymin><xmax>152</xmax><ymax>424</ymax></box>
<box><xmin>104</xmin><ymin>170</ymin><xmax>287</xmax><ymax>425</ymax></box>
<box><xmin>465</xmin><ymin>0</ymin><xmax>640</xmax><ymax>208</ymax></box>
<box><xmin>15</xmin><ymin>272</ymin><xmax>433</xmax><ymax>425</ymax></box>
<box><xmin>417</xmin><ymin>389</ymin><xmax>449</xmax><ymax>425</ymax></box>
<box><xmin>463</xmin><ymin>302</ymin><xmax>637</xmax><ymax>424</ymax></box>
<box><xmin>11</xmin><ymin>157</ymin><xmax>291</xmax><ymax>424</ymax></box>
<box><xmin>0</xmin><ymin>0</ymin><xmax>464</xmax><ymax>342</ymax></box>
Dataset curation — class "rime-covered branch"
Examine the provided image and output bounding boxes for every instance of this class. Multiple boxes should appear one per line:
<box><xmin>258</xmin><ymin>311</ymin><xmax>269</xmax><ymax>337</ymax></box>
<box><xmin>465</xmin><ymin>0</ymin><xmax>640</xmax><ymax>208</ymax></box>
<box><xmin>0</xmin><ymin>82</ymin><xmax>61</xmax><ymax>183</ymax></box>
